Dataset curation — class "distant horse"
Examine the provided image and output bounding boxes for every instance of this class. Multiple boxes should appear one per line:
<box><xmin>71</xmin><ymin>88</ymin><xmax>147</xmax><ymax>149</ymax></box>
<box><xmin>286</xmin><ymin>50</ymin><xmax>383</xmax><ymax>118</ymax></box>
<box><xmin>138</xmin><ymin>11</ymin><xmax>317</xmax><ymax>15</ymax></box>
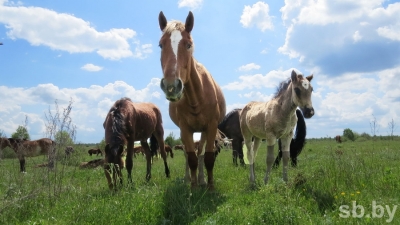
<box><xmin>173</xmin><ymin>145</ymin><xmax>184</xmax><ymax>151</ymax></box>
<box><xmin>335</xmin><ymin>135</ymin><xmax>342</xmax><ymax>143</ymax></box>
<box><xmin>133</xmin><ymin>146</ymin><xmax>145</xmax><ymax>158</ymax></box>
<box><xmin>88</xmin><ymin>148</ymin><xmax>102</xmax><ymax>156</ymax></box>
<box><xmin>240</xmin><ymin>70</ymin><xmax>314</xmax><ymax>185</ymax></box>
<box><xmin>218</xmin><ymin>108</ymin><xmax>245</xmax><ymax>166</ymax></box>
<box><xmin>8</xmin><ymin>138</ymin><xmax>56</xmax><ymax>172</ymax></box>
<box><xmin>65</xmin><ymin>146</ymin><xmax>74</xmax><ymax>157</ymax></box>
<box><xmin>165</xmin><ymin>145</ymin><xmax>174</xmax><ymax>158</ymax></box>
<box><xmin>103</xmin><ymin>97</ymin><xmax>170</xmax><ymax>190</ymax></box>
<box><xmin>273</xmin><ymin>109</ymin><xmax>307</xmax><ymax>168</ymax></box>
<box><xmin>158</xmin><ymin>11</ymin><xmax>226</xmax><ymax>190</ymax></box>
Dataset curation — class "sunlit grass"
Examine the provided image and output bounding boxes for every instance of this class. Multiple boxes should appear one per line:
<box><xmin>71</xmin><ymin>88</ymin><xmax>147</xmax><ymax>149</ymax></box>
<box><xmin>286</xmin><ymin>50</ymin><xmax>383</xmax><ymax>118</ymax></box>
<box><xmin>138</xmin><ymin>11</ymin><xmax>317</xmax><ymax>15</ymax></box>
<box><xmin>0</xmin><ymin>139</ymin><xmax>399</xmax><ymax>224</ymax></box>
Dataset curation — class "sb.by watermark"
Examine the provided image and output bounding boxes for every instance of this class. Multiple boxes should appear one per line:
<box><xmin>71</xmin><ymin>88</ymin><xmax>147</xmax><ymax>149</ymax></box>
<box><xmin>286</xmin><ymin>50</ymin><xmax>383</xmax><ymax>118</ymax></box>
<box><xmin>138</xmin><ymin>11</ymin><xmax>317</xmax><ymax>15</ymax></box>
<box><xmin>339</xmin><ymin>201</ymin><xmax>397</xmax><ymax>223</ymax></box>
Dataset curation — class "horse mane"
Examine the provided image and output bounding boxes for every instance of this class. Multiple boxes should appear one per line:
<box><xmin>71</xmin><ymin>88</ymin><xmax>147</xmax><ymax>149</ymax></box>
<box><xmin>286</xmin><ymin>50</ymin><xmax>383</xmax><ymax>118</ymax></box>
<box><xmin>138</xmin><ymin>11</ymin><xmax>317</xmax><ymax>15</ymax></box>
<box><xmin>108</xmin><ymin>98</ymin><xmax>131</xmax><ymax>155</ymax></box>
<box><xmin>218</xmin><ymin>108</ymin><xmax>241</xmax><ymax>128</ymax></box>
<box><xmin>162</xmin><ymin>20</ymin><xmax>185</xmax><ymax>34</ymax></box>
<box><xmin>273</xmin><ymin>78</ymin><xmax>292</xmax><ymax>99</ymax></box>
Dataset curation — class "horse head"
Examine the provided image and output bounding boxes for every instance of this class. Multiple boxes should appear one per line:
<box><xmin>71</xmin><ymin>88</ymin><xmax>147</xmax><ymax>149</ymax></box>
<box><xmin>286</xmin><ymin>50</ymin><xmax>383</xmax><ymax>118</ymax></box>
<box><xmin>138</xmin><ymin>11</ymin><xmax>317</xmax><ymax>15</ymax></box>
<box><xmin>158</xmin><ymin>11</ymin><xmax>194</xmax><ymax>102</ymax></box>
<box><xmin>290</xmin><ymin>70</ymin><xmax>315</xmax><ymax>118</ymax></box>
<box><xmin>104</xmin><ymin>143</ymin><xmax>125</xmax><ymax>189</ymax></box>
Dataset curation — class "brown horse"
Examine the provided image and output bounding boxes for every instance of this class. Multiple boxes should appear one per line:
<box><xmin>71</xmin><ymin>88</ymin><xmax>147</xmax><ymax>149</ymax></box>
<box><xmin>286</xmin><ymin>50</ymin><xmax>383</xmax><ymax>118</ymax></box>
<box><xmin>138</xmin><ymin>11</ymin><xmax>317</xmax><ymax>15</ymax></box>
<box><xmin>103</xmin><ymin>97</ymin><xmax>170</xmax><ymax>190</ymax></box>
<box><xmin>133</xmin><ymin>145</ymin><xmax>145</xmax><ymax>158</ymax></box>
<box><xmin>240</xmin><ymin>70</ymin><xmax>314</xmax><ymax>185</ymax></box>
<box><xmin>158</xmin><ymin>11</ymin><xmax>226</xmax><ymax>190</ymax></box>
<box><xmin>88</xmin><ymin>148</ymin><xmax>102</xmax><ymax>156</ymax></box>
<box><xmin>8</xmin><ymin>137</ymin><xmax>56</xmax><ymax>172</ymax></box>
<box><xmin>335</xmin><ymin>135</ymin><xmax>342</xmax><ymax>143</ymax></box>
<box><xmin>173</xmin><ymin>144</ymin><xmax>184</xmax><ymax>151</ymax></box>
<box><xmin>165</xmin><ymin>144</ymin><xmax>174</xmax><ymax>158</ymax></box>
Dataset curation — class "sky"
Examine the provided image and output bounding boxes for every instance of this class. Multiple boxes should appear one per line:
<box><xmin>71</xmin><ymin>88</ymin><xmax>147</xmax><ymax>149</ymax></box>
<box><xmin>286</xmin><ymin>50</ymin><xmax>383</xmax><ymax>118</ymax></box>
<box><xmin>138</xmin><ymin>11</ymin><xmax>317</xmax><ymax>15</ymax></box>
<box><xmin>0</xmin><ymin>0</ymin><xmax>400</xmax><ymax>143</ymax></box>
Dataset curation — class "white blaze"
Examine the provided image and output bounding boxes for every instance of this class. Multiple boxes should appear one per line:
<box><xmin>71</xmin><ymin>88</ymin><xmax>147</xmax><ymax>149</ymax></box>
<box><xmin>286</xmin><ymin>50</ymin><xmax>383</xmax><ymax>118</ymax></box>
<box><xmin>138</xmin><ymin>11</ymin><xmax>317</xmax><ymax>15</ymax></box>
<box><xmin>302</xmin><ymin>80</ymin><xmax>309</xmax><ymax>90</ymax></box>
<box><xmin>170</xmin><ymin>30</ymin><xmax>182</xmax><ymax>60</ymax></box>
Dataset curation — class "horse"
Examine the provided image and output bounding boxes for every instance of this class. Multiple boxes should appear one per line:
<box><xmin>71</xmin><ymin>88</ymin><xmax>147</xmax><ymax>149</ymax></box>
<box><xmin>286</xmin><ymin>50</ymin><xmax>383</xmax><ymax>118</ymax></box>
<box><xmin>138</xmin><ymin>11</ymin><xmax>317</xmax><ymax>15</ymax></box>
<box><xmin>173</xmin><ymin>145</ymin><xmax>184</xmax><ymax>151</ymax></box>
<box><xmin>65</xmin><ymin>146</ymin><xmax>74</xmax><ymax>157</ymax></box>
<box><xmin>8</xmin><ymin>137</ymin><xmax>56</xmax><ymax>172</ymax></box>
<box><xmin>273</xmin><ymin>109</ymin><xmax>307</xmax><ymax>168</ymax></box>
<box><xmin>158</xmin><ymin>11</ymin><xmax>226</xmax><ymax>190</ymax></box>
<box><xmin>165</xmin><ymin>144</ymin><xmax>174</xmax><ymax>158</ymax></box>
<box><xmin>218</xmin><ymin>108</ymin><xmax>246</xmax><ymax>166</ymax></box>
<box><xmin>239</xmin><ymin>70</ymin><xmax>314</xmax><ymax>185</ymax></box>
<box><xmin>103</xmin><ymin>97</ymin><xmax>170</xmax><ymax>190</ymax></box>
<box><xmin>88</xmin><ymin>148</ymin><xmax>102</xmax><ymax>156</ymax></box>
<box><xmin>335</xmin><ymin>135</ymin><xmax>342</xmax><ymax>143</ymax></box>
<box><xmin>133</xmin><ymin>145</ymin><xmax>145</xmax><ymax>158</ymax></box>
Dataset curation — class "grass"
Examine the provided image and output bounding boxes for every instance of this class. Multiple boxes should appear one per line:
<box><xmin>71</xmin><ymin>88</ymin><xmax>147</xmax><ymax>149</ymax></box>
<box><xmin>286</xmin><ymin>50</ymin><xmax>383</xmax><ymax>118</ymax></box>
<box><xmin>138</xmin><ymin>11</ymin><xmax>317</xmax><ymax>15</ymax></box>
<box><xmin>0</xmin><ymin>139</ymin><xmax>399</xmax><ymax>224</ymax></box>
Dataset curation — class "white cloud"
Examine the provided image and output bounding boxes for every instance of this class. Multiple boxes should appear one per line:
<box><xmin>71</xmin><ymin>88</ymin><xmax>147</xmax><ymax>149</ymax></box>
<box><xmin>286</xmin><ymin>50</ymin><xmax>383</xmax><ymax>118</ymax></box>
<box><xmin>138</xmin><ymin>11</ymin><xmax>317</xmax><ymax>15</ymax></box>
<box><xmin>238</xmin><ymin>63</ymin><xmax>261</xmax><ymax>71</ymax></box>
<box><xmin>240</xmin><ymin>1</ymin><xmax>274</xmax><ymax>32</ymax></box>
<box><xmin>178</xmin><ymin>0</ymin><xmax>203</xmax><ymax>10</ymax></box>
<box><xmin>0</xmin><ymin>4</ymin><xmax>144</xmax><ymax>60</ymax></box>
<box><xmin>353</xmin><ymin>30</ymin><xmax>362</xmax><ymax>42</ymax></box>
<box><xmin>81</xmin><ymin>63</ymin><xmax>103</xmax><ymax>72</ymax></box>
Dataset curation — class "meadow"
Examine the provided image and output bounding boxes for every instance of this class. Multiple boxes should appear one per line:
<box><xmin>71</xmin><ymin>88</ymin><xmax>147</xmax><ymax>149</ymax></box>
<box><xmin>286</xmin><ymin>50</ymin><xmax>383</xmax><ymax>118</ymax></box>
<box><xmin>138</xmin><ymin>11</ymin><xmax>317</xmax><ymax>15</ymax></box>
<box><xmin>0</xmin><ymin>138</ymin><xmax>399</xmax><ymax>224</ymax></box>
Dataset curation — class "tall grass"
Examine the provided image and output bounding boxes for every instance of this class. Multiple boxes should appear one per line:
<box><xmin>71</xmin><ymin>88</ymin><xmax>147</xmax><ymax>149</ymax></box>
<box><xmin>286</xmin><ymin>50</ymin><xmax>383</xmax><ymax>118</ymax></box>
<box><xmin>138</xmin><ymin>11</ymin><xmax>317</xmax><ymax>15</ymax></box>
<box><xmin>0</xmin><ymin>138</ymin><xmax>399</xmax><ymax>224</ymax></box>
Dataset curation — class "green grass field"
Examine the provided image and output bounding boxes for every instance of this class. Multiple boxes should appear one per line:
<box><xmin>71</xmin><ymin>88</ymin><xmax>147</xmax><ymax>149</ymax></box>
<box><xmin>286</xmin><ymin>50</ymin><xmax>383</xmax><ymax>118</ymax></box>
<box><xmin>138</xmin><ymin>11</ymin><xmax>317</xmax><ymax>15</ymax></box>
<box><xmin>0</xmin><ymin>138</ymin><xmax>399</xmax><ymax>224</ymax></box>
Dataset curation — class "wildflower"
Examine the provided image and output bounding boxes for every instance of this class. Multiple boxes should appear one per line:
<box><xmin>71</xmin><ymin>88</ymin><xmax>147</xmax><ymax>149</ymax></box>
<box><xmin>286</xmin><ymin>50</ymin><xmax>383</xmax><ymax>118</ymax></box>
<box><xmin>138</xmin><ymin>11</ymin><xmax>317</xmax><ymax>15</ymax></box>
<box><xmin>341</xmin><ymin>192</ymin><xmax>345</xmax><ymax>196</ymax></box>
<box><xmin>351</xmin><ymin>193</ymin><xmax>354</xmax><ymax>196</ymax></box>
<box><xmin>356</xmin><ymin>191</ymin><xmax>360</xmax><ymax>194</ymax></box>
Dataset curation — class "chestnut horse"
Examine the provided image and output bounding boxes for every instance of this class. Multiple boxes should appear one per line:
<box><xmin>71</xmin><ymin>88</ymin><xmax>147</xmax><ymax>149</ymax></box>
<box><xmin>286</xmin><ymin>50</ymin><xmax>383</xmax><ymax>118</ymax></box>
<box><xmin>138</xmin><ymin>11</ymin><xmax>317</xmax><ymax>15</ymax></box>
<box><xmin>88</xmin><ymin>148</ymin><xmax>102</xmax><ymax>156</ymax></box>
<box><xmin>8</xmin><ymin>138</ymin><xmax>56</xmax><ymax>172</ymax></box>
<box><xmin>240</xmin><ymin>70</ymin><xmax>314</xmax><ymax>185</ymax></box>
<box><xmin>335</xmin><ymin>135</ymin><xmax>342</xmax><ymax>143</ymax></box>
<box><xmin>158</xmin><ymin>11</ymin><xmax>226</xmax><ymax>190</ymax></box>
<box><xmin>103</xmin><ymin>97</ymin><xmax>170</xmax><ymax>190</ymax></box>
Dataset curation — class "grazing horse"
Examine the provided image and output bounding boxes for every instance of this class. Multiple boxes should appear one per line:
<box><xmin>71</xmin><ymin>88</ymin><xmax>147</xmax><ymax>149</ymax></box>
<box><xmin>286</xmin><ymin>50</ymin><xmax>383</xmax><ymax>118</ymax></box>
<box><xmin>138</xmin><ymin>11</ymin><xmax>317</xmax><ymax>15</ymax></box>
<box><xmin>88</xmin><ymin>148</ymin><xmax>102</xmax><ymax>156</ymax></box>
<box><xmin>133</xmin><ymin>146</ymin><xmax>145</xmax><ymax>158</ymax></box>
<box><xmin>335</xmin><ymin>135</ymin><xmax>342</xmax><ymax>143</ymax></box>
<box><xmin>65</xmin><ymin>146</ymin><xmax>74</xmax><ymax>157</ymax></box>
<box><xmin>240</xmin><ymin>70</ymin><xmax>314</xmax><ymax>185</ymax></box>
<box><xmin>158</xmin><ymin>11</ymin><xmax>226</xmax><ymax>190</ymax></box>
<box><xmin>218</xmin><ymin>108</ymin><xmax>246</xmax><ymax>166</ymax></box>
<box><xmin>173</xmin><ymin>145</ymin><xmax>184</xmax><ymax>151</ymax></box>
<box><xmin>8</xmin><ymin>138</ymin><xmax>56</xmax><ymax>172</ymax></box>
<box><xmin>273</xmin><ymin>109</ymin><xmax>307</xmax><ymax>168</ymax></box>
<box><xmin>165</xmin><ymin>144</ymin><xmax>174</xmax><ymax>158</ymax></box>
<box><xmin>103</xmin><ymin>97</ymin><xmax>170</xmax><ymax>190</ymax></box>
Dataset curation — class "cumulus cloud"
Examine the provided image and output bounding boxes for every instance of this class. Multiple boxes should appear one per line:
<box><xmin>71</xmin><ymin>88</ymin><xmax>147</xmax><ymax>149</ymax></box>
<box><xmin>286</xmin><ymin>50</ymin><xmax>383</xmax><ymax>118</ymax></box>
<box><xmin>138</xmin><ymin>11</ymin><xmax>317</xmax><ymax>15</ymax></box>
<box><xmin>178</xmin><ymin>0</ymin><xmax>203</xmax><ymax>10</ymax></box>
<box><xmin>0</xmin><ymin>3</ymin><xmax>152</xmax><ymax>60</ymax></box>
<box><xmin>81</xmin><ymin>63</ymin><xmax>103</xmax><ymax>72</ymax></box>
<box><xmin>240</xmin><ymin>1</ymin><xmax>274</xmax><ymax>32</ymax></box>
<box><xmin>238</xmin><ymin>63</ymin><xmax>261</xmax><ymax>71</ymax></box>
<box><xmin>278</xmin><ymin>1</ymin><xmax>400</xmax><ymax>76</ymax></box>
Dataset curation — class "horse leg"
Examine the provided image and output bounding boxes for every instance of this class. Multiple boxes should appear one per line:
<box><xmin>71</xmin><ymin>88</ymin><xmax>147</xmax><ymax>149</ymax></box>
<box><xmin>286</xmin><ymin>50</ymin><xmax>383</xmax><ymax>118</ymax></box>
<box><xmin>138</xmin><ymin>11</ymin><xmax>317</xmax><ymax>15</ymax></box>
<box><xmin>279</xmin><ymin>137</ymin><xmax>291</xmax><ymax>182</ymax></box>
<box><xmin>141</xmin><ymin>141</ymin><xmax>152</xmax><ymax>181</ymax></box>
<box><xmin>183</xmin><ymin>151</ymin><xmax>191</xmax><ymax>183</ymax></box>
<box><xmin>126</xmin><ymin>142</ymin><xmax>134</xmax><ymax>183</ymax></box>
<box><xmin>153</xmin><ymin>131</ymin><xmax>170</xmax><ymax>178</ymax></box>
<box><xmin>243</xmin><ymin>137</ymin><xmax>255</xmax><ymax>184</ymax></box>
<box><xmin>232</xmin><ymin>150</ymin><xmax>238</xmax><ymax>166</ymax></box>
<box><xmin>182</xmin><ymin>130</ymin><xmax>197</xmax><ymax>188</ymax></box>
<box><xmin>273</xmin><ymin>139</ymin><xmax>283</xmax><ymax>169</ymax></box>
<box><xmin>204</xmin><ymin>129</ymin><xmax>218</xmax><ymax>191</ymax></box>
<box><xmin>197</xmin><ymin>135</ymin><xmax>207</xmax><ymax>186</ymax></box>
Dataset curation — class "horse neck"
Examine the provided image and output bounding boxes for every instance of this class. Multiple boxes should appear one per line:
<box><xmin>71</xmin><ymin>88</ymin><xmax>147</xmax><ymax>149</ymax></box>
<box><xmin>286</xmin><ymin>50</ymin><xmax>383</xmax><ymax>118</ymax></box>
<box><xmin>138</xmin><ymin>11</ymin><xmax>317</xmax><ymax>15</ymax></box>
<box><xmin>183</xmin><ymin>57</ymin><xmax>205</xmax><ymax>105</ymax></box>
<box><xmin>276</xmin><ymin>82</ymin><xmax>297</xmax><ymax>118</ymax></box>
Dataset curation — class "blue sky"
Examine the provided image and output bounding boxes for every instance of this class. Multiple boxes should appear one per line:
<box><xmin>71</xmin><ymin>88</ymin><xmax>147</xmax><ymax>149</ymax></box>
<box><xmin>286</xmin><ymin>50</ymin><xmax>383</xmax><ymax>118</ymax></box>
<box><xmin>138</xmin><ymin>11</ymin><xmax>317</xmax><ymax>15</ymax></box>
<box><xmin>1</xmin><ymin>0</ymin><xmax>399</xmax><ymax>143</ymax></box>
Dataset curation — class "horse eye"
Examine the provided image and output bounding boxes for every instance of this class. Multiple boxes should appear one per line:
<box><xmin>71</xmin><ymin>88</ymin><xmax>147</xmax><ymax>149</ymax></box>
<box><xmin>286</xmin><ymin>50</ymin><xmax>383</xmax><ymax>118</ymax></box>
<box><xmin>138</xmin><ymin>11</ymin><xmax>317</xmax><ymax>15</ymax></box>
<box><xmin>159</xmin><ymin>44</ymin><xmax>163</xmax><ymax>49</ymax></box>
<box><xmin>294</xmin><ymin>87</ymin><xmax>301</xmax><ymax>97</ymax></box>
<box><xmin>186</xmin><ymin>44</ymin><xmax>192</xmax><ymax>49</ymax></box>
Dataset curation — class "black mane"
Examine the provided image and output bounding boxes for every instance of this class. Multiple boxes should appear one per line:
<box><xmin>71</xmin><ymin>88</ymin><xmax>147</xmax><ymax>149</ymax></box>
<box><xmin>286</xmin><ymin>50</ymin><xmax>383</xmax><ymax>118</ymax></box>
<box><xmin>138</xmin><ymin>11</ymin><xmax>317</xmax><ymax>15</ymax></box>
<box><xmin>273</xmin><ymin>78</ymin><xmax>292</xmax><ymax>99</ymax></box>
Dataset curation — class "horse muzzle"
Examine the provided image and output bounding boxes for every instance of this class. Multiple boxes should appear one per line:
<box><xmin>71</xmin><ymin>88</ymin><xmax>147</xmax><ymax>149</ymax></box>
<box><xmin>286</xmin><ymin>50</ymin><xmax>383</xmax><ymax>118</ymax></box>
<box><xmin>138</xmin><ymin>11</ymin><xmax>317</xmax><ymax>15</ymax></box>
<box><xmin>301</xmin><ymin>107</ymin><xmax>315</xmax><ymax>119</ymax></box>
<box><xmin>160</xmin><ymin>78</ymin><xmax>184</xmax><ymax>102</ymax></box>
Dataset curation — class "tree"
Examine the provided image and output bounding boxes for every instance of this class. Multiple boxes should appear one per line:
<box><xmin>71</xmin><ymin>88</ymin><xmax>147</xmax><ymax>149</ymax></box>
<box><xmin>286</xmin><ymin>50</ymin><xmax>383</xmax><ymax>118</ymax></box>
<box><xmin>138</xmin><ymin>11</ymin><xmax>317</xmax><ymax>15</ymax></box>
<box><xmin>388</xmin><ymin>118</ymin><xmax>396</xmax><ymax>140</ymax></box>
<box><xmin>164</xmin><ymin>132</ymin><xmax>182</xmax><ymax>147</ymax></box>
<box><xmin>370</xmin><ymin>114</ymin><xmax>379</xmax><ymax>137</ymax></box>
<box><xmin>343</xmin><ymin>128</ymin><xmax>355</xmax><ymax>141</ymax></box>
<box><xmin>54</xmin><ymin>130</ymin><xmax>74</xmax><ymax>146</ymax></box>
<box><xmin>11</xmin><ymin>125</ymin><xmax>30</xmax><ymax>140</ymax></box>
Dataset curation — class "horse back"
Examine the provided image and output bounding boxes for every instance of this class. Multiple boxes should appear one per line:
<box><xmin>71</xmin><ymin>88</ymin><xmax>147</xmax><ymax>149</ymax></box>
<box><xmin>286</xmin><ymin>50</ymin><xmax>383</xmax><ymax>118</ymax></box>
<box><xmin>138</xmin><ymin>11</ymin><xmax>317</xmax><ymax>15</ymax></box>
<box><xmin>126</xmin><ymin>102</ymin><xmax>163</xmax><ymax>141</ymax></box>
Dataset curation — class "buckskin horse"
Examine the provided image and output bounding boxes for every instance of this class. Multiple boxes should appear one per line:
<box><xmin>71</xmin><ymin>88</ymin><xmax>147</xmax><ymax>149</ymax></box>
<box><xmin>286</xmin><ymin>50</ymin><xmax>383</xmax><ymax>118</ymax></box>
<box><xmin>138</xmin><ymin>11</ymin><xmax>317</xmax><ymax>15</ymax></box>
<box><xmin>103</xmin><ymin>97</ymin><xmax>170</xmax><ymax>190</ymax></box>
<box><xmin>240</xmin><ymin>70</ymin><xmax>314</xmax><ymax>185</ymax></box>
<box><xmin>8</xmin><ymin>137</ymin><xmax>56</xmax><ymax>172</ymax></box>
<box><xmin>158</xmin><ymin>11</ymin><xmax>226</xmax><ymax>190</ymax></box>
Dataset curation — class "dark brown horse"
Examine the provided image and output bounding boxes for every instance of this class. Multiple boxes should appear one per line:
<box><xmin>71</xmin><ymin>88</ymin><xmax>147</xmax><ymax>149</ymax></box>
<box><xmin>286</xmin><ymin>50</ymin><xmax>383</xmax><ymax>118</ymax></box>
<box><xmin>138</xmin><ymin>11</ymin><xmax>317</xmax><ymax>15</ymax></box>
<box><xmin>173</xmin><ymin>144</ymin><xmax>184</xmax><ymax>151</ymax></box>
<box><xmin>158</xmin><ymin>11</ymin><xmax>226</xmax><ymax>190</ymax></box>
<box><xmin>8</xmin><ymin>137</ymin><xmax>56</xmax><ymax>172</ymax></box>
<box><xmin>165</xmin><ymin>144</ymin><xmax>174</xmax><ymax>158</ymax></box>
<box><xmin>65</xmin><ymin>146</ymin><xmax>74</xmax><ymax>157</ymax></box>
<box><xmin>335</xmin><ymin>135</ymin><xmax>342</xmax><ymax>143</ymax></box>
<box><xmin>88</xmin><ymin>148</ymin><xmax>102</xmax><ymax>156</ymax></box>
<box><xmin>103</xmin><ymin>97</ymin><xmax>170</xmax><ymax>190</ymax></box>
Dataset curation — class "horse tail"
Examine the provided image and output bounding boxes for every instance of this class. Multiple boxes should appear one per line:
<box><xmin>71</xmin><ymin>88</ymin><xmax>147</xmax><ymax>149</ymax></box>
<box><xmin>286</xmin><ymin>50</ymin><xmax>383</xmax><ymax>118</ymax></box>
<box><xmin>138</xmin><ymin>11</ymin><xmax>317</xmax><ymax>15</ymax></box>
<box><xmin>149</xmin><ymin>134</ymin><xmax>159</xmax><ymax>157</ymax></box>
<box><xmin>291</xmin><ymin>109</ymin><xmax>307</xmax><ymax>157</ymax></box>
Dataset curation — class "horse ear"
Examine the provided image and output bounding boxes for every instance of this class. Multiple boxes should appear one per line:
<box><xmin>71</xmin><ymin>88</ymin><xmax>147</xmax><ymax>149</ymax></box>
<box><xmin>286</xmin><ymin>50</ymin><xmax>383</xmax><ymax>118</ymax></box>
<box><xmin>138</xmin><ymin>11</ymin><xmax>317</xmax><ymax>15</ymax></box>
<box><xmin>306</xmin><ymin>74</ymin><xmax>313</xmax><ymax>82</ymax></box>
<box><xmin>159</xmin><ymin>11</ymin><xmax>167</xmax><ymax>31</ymax></box>
<box><xmin>291</xmin><ymin>70</ymin><xmax>298</xmax><ymax>83</ymax></box>
<box><xmin>185</xmin><ymin>11</ymin><xmax>194</xmax><ymax>33</ymax></box>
